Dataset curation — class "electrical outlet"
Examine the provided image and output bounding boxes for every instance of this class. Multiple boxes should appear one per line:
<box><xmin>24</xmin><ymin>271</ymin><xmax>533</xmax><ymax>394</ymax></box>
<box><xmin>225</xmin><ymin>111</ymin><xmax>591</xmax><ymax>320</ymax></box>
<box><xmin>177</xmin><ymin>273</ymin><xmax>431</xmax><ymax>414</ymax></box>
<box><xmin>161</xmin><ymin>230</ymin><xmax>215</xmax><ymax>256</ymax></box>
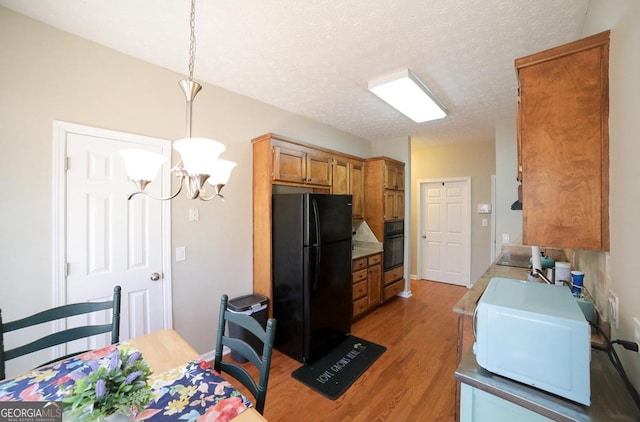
<box><xmin>609</xmin><ymin>290</ymin><xmax>619</xmax><ymax>329</ymax></box>
<box><xmin>634</xmin><ymin>318</ymin><xmax>640</xmax><ymax>350</ymax></box>
<box><xmin>502</xmin><ymin>233</ymin><xmax>510</xmax><ymax>243</ymax></box>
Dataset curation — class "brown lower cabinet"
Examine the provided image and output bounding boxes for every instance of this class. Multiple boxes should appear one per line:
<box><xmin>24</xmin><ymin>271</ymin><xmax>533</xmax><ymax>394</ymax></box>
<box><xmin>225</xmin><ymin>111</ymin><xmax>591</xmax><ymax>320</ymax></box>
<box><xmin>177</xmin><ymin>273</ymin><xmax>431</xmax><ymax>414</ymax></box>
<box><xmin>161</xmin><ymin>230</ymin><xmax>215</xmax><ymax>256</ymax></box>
<box><xmin>383</xmin><ymin>265</ymin><xmax>404</xmax><ymax>300</ymax></box>
<box><xmin>352</xmin><ymin>253</ymin><xmax>382</xmax><ymax>319</ymax></box>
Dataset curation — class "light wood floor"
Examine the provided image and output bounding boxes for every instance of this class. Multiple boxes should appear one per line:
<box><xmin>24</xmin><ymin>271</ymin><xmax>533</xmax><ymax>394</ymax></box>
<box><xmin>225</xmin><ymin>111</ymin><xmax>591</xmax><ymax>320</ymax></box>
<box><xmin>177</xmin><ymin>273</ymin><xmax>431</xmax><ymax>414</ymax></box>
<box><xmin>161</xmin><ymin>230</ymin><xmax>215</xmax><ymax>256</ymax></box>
<box><xmin>227</xmin><ymin>279</ymin><xmax>467</xmax><ymax>421</ymax></box>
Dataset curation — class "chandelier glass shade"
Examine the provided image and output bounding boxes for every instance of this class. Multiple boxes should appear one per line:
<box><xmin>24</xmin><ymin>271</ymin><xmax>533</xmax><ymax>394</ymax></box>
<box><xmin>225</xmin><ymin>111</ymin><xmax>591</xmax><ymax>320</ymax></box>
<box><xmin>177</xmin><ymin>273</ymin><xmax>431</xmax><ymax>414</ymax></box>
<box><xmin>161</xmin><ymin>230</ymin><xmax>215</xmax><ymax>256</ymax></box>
<box><xmin>119</xmin><ymin>0</ymin><xmax>236</xmax><ymax>201</ymax></box>
<box><xmin>118</xmin><ymin>149</ymin><xmax>167</xmax><ymax>183</ymax></box>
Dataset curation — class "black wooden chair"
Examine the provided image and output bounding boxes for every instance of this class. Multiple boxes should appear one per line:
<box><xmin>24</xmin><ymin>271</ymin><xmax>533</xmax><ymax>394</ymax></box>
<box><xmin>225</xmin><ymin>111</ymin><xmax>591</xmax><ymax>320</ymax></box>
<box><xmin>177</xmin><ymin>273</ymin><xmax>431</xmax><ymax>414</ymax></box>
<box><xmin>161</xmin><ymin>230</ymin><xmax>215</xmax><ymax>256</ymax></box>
<box><xmin>0</xmin><ymin>285</ymin><xmax>121</xmax><ymax>380</ymax></box>
<box><xmin>214</xmin><ymin>294</ymin><xmax>276</xmax><ymax>415</ymax></box>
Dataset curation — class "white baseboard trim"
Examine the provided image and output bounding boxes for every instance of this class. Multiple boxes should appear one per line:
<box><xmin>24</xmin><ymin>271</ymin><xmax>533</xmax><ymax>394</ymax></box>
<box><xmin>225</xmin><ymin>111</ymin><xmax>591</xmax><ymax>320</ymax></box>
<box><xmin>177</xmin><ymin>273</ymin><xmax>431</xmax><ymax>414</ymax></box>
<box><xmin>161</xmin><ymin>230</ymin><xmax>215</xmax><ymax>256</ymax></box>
<box><xmin>398</xmin><ymin>290</ymin><xmax>412</xmax><ymax>298</ymax></box>
<box><xmin>410</xmin><ymin>273</ymin><xmax>419</xmax><ymax>280</ymax></box>
<box><xmin>200</xmin><ymin>346</ymin><xmax>230</xmax><ymax>363</ymax></box>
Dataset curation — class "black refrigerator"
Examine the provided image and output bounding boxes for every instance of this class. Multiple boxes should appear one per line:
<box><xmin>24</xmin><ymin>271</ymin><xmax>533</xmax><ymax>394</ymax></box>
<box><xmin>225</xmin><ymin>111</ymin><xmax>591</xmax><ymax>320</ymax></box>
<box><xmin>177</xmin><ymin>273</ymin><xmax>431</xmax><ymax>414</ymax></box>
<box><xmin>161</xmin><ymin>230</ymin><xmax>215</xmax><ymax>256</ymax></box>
<box><xmin>272</xmin><ymin>193</ymin><xmax>353</xmax><ymax>364</ymax></box>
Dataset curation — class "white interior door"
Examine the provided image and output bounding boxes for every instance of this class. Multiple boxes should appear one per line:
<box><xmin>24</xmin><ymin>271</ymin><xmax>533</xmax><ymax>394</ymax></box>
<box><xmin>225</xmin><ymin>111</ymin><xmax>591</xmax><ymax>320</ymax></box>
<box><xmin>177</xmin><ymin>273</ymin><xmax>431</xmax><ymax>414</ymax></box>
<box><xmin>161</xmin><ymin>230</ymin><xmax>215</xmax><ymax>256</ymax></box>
<box><xmin>54</xmin><ymin>121</ymin><xmax>172</xmax><ymax>354</ymax></box>
<box><xmin>420</xmin><ymin>178</ymin><xmax>470</xmax><ymax>286</ymax></box>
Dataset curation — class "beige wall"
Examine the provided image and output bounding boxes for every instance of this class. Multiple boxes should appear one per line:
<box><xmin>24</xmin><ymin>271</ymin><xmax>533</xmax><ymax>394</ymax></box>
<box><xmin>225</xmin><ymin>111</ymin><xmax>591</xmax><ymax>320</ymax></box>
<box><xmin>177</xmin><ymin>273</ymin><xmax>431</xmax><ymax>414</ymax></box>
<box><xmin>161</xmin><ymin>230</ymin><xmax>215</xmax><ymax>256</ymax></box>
<box><xmin>490</xmin><ymin>0</ymin><xmax>640</xmax><ymax>390</ymax></box>
<box><xmin>410</xmin><ymin>140</ymin><xmax>496</xmax><ymax>285</ymax></box>
<box><xmin>580</xmin><ymin>0</ymin><xmax>640</xmax><ymax>389</ymax></box>
<box><xmin>0</xmin><ymin>7</ymin><xmax>372</xmax><ymax>377</ymax></box>
<box><xmin>494</xmin><ymin>118</ymin><xmax>522</xmax><ymax>246</ymax></box>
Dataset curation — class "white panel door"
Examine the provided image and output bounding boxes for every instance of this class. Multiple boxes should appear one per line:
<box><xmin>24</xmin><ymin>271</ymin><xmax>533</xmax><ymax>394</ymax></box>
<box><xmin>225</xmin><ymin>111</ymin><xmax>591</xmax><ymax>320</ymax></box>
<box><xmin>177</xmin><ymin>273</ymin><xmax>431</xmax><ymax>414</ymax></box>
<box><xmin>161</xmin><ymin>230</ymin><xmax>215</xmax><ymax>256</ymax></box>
<box><xmin>421</xmin><ymin>179</ymin><xmax>470</xmax><ymax>286</ymax></box>
<box><xmin>59</xmin><ymin>123</ymin><xmax>171</xmax><ymax>354</ymax></box>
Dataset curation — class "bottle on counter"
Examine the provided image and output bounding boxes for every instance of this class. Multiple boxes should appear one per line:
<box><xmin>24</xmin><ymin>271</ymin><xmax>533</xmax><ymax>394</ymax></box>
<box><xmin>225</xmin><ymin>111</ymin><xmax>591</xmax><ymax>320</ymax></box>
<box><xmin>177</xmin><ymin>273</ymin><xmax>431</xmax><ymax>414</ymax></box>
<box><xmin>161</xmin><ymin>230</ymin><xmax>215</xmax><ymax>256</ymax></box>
<box><xmin>555</xmin><ymin>262</ymin><xmax>571</xmax><ymax>286</ymax></box>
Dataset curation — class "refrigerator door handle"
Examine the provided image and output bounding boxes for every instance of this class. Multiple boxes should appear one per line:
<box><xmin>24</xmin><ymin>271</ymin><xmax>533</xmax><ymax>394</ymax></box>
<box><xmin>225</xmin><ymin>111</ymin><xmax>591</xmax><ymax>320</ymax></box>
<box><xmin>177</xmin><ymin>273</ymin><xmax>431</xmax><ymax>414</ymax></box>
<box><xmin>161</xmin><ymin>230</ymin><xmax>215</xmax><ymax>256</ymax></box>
<box><xmin>311</xmin><ymin>199</ymin><xmax>322</xmax><ymax>262</ymax></box>
<box><xmin>311</xmin><ymin>198</ymin><xmax>321</xmax><ymax>292</ymax></box>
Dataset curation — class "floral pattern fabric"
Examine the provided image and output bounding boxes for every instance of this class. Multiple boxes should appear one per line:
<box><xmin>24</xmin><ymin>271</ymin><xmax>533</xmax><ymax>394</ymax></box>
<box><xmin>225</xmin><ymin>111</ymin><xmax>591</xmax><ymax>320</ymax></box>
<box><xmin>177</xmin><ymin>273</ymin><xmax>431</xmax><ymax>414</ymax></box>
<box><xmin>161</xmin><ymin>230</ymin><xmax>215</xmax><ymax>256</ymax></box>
<box><xmin>0</xmin><ymin>342</ymin><xmax>250</xmax><ymax>421</ymax></box>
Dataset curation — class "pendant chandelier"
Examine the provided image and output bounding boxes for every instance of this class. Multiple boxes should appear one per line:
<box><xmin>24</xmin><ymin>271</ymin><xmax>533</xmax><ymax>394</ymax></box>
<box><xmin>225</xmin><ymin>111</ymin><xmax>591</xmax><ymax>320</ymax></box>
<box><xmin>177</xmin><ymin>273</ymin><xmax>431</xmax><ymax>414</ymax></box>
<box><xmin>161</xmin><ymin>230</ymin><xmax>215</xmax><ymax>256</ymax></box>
<box><xmin>119</xmin><ymin>0</ymin><xmax>236</xmax><ymax>201</ymax></box>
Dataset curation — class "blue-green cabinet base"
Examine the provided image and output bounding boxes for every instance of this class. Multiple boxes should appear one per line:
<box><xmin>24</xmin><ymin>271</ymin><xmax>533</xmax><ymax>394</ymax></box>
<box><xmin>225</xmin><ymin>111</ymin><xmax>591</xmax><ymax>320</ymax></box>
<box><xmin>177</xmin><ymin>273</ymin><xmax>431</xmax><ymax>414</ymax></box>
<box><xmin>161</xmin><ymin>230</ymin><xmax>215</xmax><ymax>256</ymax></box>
<box><xmin>460</xmin><ymin>384</ymin><xmax>553</xmax><ymax>422</ymax></box>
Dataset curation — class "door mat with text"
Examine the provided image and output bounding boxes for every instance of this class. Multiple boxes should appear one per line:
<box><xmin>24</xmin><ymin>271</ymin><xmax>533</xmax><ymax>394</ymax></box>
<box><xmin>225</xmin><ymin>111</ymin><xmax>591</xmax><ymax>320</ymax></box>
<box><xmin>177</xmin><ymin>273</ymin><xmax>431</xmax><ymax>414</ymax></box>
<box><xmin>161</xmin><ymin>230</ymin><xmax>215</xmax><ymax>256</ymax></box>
<box><xmin>291</xmin><ymin>335</ymin><xmax>386</xmax><ymax>400</ymax></box>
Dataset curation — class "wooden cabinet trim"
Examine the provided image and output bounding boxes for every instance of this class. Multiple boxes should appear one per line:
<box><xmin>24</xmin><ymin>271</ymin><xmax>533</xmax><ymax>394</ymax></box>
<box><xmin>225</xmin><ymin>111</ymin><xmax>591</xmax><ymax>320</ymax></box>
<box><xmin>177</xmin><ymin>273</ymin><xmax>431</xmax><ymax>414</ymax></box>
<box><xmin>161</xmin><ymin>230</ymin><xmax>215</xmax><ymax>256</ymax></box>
<box><xmin>353</xmin><ymin>257</ymin><xmax>367</xmax><ymax>271</ymax></box>
<box><xmin>384</xmin><ymin>266</ymin><xmax>404</xmax><ymax>286</ymax></box>
<box><xmin>352</xmin><ymin>281</ymin><xmax>367</xmax><ymax>300</ymax></box>
<box><xmin>353</xmin><ymin>269</ymin><xmax>368</xmax><ymax>283</ymax></box>
<box><xmin>351</xmin><ymin>253</ymin><xmax>383</xmax><ymax>319</ymax></box>
<box><xmin>384</xmin><ymin>279</ymin><xmax>404</xmax><ymax>300</ymax></box>
<box><xmin>368</xmin><ymin>254</ymin><xmax>382</xmax><ymax>266</ymax></box>
<box><xmin>353</xmin><ymin>297</ymin><xmax>368</xmax><ymax>317</ymax></box>
<box><xmin>515</xmin><ymin>31</ymin><xmax>610</xmax><ymax>70</ymax></box>
<box><xmin>516</xmin><ymin>31</ymin><xmax>609</xmax><ymax>251</ymax></box>
<box><xmin>262</xmin><ymin>134</ymin><xmax>363</xmax><ymax>162</ymax></box>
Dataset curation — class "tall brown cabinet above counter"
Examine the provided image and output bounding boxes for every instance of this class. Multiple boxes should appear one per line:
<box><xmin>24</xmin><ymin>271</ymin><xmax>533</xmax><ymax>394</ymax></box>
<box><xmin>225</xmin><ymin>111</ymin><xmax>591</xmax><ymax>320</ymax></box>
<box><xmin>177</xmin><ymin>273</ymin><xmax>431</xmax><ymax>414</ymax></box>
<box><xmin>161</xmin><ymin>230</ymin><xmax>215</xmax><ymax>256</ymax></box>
<box><xmin>252</xmin><ymin>133</ymin><xmax>366</xmax><ymax>313</ymax></box>
<box><xmin>515</xmin><ymin>30</ymin><xmax>610</xmax><ymax>251</ymax></box>
<box><xmin>364</xmin><ymin>157</ymin><xmax>406</xmax><ymax>302</ymax></box>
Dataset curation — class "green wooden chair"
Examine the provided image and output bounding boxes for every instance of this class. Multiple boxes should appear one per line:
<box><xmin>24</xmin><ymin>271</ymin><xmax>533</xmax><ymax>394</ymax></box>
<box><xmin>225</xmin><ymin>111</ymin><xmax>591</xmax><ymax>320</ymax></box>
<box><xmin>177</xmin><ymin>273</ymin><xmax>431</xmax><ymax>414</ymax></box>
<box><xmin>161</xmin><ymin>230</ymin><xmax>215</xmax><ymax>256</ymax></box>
<box><xmin>0</xmin><ymin>285</ymin><xmax>121</xmax><ymax>380</ymax></box>
<box><xmin>214</xmin><ymin>294</ymin><xmax>276</xmax><ymax>415</ymax></box>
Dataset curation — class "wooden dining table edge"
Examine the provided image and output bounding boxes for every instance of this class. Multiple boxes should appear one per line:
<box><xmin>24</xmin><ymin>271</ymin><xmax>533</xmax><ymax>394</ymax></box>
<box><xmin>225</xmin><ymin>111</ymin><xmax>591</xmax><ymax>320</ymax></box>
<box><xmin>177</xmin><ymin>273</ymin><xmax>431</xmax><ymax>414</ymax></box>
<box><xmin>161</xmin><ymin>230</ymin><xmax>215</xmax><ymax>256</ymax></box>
<box><xmin>129</xmin><ymin>329</ymin><xmax>267</xmax><ymax>421</ymax></box>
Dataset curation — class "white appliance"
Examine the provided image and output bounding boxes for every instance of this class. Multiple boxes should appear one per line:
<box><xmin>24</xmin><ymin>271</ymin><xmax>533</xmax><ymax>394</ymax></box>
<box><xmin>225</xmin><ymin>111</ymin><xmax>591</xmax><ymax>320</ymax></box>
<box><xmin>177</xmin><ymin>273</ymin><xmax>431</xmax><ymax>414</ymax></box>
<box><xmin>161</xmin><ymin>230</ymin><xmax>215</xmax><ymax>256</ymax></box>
<box><xmin>473</xmin><ymin>277</ymin><xmax>591</xmax><ymax>405</ymax></box>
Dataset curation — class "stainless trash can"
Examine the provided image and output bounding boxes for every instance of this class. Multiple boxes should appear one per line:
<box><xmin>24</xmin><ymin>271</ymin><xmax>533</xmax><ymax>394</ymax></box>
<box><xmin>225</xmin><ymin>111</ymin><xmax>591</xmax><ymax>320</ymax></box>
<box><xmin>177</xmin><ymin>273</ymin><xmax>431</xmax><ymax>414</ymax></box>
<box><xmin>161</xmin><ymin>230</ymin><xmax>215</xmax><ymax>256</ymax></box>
<box><xmin>227</xmin><ymin>293</ymin><xmax>268</xmax><ymax>363</ymax></box>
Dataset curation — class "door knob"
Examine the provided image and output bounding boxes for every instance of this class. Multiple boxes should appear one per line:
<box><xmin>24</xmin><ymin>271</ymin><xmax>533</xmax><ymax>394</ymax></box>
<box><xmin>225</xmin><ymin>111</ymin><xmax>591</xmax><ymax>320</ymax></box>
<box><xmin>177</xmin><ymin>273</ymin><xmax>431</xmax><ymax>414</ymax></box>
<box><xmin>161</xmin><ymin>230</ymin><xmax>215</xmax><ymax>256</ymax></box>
<box><xmin>422</xmin><ymin>235</ymin><xmax>427</xmax><ymax>238</ymax></box>
<box><xmin>150</xmin><ymin>272</ymin><xmax>161</xmax><ymax>281</ymax></box>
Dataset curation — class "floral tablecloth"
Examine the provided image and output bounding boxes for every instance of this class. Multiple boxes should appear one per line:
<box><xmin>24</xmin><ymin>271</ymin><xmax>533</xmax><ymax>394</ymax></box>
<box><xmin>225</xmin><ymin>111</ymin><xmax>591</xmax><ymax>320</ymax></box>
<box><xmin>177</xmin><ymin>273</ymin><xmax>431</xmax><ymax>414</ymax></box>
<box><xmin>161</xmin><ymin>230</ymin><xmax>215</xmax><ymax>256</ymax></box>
<box><xmin>0</xmin><ymin>342</ymin><xmax>251</xmax><ymax>421</ymax></box>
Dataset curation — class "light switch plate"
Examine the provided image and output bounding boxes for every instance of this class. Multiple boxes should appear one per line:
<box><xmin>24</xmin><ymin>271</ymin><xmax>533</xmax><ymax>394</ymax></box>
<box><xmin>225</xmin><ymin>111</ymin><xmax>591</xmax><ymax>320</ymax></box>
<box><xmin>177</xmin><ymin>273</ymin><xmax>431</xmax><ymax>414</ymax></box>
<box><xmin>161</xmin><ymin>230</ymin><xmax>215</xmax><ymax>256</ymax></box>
<box><xmin>176</xmin><ymin>246</ymin><xmax>186</xmax><ymax>262</ymax></box>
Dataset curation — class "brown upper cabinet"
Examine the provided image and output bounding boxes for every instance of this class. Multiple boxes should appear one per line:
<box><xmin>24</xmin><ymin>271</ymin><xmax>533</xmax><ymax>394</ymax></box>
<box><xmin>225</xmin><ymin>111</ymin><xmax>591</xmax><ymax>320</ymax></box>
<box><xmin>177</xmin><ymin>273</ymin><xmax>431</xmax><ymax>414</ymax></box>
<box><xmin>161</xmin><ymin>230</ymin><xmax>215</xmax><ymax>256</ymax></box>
<box><xmin>331</xmin><ymin>157</ymin><xmax>365</xmax><ymax>220</ymax></box>
<box><xmin>350</xmin><ymin>161</ymin><xmax>365</xmax><ymax>221</ymax></box>
<box><xmin>272</xmin><ymin>145</ymin><xmax>332</xmax><ymax>186</ymax></box>
<box><xmin>515</xmin><ymin>31</ymin><xmax>610</xmax><ymax>251</ymax></box>
<box><xmin>364</xmin><ymin>157</ymin><xmax>406</xmax><ymax>241</ymax></box>
<box><xmin>384</xmin><ymin>161</ymin><xmax>405</xmax><ymax>190</ymax></box>
<box><xmin>252</xmin><ymin>133</ymin><xmax>368</xmax><ymax>311</ymax></box>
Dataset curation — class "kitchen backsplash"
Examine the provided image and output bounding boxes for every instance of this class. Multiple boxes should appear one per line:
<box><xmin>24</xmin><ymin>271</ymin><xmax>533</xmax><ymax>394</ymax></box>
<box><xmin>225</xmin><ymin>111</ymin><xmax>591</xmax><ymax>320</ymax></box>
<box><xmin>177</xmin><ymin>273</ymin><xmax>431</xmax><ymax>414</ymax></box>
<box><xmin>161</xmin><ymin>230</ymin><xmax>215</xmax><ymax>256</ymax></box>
<box><xmin>500</xmin><ymin>244</ymin><xmax>609</xmax><ymax>321</ymax></box>
<box><xmin>352</xmin><ymin>220</ymin><xmax>381</xmax><ymax>245</ymax></box>
<box><xmin>570</xmin><ymin>248</ymin><xmax>609</xmax><ymax>323</ymax></box>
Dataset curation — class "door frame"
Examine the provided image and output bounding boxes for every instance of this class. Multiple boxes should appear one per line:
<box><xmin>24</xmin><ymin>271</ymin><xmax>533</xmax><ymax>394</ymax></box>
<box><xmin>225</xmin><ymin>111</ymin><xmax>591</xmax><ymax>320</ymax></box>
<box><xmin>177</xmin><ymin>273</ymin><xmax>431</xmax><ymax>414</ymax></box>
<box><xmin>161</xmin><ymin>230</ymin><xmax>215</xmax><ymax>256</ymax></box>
<box><xmin>52</xmin><ymin>121</ymin><xmax>173</xmax><ymax>327</ymax></box>
<box><xmin>417</xmin><ymin>177</ymin><xmax>471</xmax><ymax>287</ymax></box>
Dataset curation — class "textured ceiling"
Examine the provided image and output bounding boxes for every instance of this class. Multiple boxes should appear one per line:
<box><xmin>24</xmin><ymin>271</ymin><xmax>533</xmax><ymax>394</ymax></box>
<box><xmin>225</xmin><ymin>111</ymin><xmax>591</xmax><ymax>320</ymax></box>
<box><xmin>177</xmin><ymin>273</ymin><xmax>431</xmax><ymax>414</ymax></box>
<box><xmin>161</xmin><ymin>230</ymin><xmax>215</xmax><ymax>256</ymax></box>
<box><xmin>0</xmin><ymin>0</ymin><xmax>590</xmax><ymax>147</ymax></box>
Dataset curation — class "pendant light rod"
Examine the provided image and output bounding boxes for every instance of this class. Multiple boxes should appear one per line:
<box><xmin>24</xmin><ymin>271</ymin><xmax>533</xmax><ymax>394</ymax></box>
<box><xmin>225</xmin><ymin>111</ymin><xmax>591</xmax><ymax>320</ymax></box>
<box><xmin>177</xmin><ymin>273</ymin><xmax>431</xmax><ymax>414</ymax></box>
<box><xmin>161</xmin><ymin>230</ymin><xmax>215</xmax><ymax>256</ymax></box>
<box><xmin>180</xmin><ymin>0</ymin><xmax>201</xmax><ymax>139</ymax></box>
<box><xmin>179</xmin><ymin>80</ymin><xmax>202</xmax><ymax>138</ymax></box>
<box><xmin>118</xmin><ymin>0</ymin><xmax>236</xmax><ymax>202</ymax></box>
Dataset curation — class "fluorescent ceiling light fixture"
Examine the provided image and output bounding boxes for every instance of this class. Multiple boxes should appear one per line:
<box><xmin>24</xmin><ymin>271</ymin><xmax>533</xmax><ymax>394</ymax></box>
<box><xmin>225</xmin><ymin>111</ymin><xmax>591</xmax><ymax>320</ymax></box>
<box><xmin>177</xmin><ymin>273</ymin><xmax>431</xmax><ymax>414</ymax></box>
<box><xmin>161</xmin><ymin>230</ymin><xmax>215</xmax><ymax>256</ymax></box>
<box><xmin>368</xmin><ymin>69</ymin><xmax>447</xmax><ymax>123</ymax></box>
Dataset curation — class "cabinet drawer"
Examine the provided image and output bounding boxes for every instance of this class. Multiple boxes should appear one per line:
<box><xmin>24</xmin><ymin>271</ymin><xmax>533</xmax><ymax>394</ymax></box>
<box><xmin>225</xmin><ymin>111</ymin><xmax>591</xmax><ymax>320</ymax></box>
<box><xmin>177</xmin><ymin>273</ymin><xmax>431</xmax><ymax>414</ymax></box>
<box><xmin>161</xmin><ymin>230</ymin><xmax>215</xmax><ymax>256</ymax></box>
<box><xmin>384</xmin><ymin>279</ymin><xmax>404</xmax><ymax>300</ymax></box>
<box><xmin>353</xmin><ymin>257</ymin><xmax>367</xmax><ymax>271</ymax></box>
<box><xmin>353</xmin><ymin>297</ymin><xmax>368</xmax><ymax>317</ymax></box>
<box><xmin>368</xmin><ymin>253</ymin><xmax>382</xmax><ymax>266</ymax></box>
<box><xmin>352</xmin><ymin>269</ymin><xmax>367</xmax><ymax>283</ymax></box>
<box><xmin>384</xmin><ymin>265</ymin><xmax>404</xmax><ymax>285</ymax></box>
<box><xmin>352</xmin><ymin>281</ymin><xmax>367</xmax><ymax>300</ymax></box>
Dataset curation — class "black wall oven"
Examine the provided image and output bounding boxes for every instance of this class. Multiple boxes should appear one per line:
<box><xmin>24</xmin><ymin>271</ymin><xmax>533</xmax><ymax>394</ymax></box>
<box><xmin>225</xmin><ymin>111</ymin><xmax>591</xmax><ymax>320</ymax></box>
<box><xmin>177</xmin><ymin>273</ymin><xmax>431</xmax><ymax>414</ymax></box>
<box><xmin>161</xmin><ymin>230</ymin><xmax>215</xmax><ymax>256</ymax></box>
<box><xmin>383</xmin><ymin>221</ymin><xmax>404</xmax><ymax>271</ymax></box>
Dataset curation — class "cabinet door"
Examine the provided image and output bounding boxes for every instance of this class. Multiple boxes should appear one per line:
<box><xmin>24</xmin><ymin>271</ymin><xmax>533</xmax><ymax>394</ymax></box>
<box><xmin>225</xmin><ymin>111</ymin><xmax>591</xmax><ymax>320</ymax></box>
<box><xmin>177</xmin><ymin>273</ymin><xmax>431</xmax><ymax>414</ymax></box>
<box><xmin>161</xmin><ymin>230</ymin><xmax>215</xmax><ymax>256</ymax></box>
<box><xmin>332</xmin><ymin>158</ymin><xmax>349</xmax><ymax>194</ymax></box>
<box><xmin>384</xmin><ymin>190</ymin><xmax>404</xmax><ymax>220</ymax></box>
<box><xmin>517</xmin><ymin>31</ymin><xmax>609</xmax><ymax>250</ymax></box>
<box><xmin>367</xmin><ymin>263</ymin><xmax>382</xmax><ymax>308</ymax></box>
<box><xmin>306</xmin><ymin>152</ymin><xmax>332</xmax><ymax>186</ymax></box>
<box><xmin>272</xmin><ymin>146</ymin><xmax>306</xmax><ymax>184</ymax></box>
<box><xmin>384</xmin><ymin>164</ymin><xmax>399</xmax><ymax>190</ymax></box>
<box><xmin>383</xmin><ymin>162</ymin><xmax>404</xmax><ymax>190</ymax></box>
<box><xmin>350</xmin><ymin>161</ymin><xmax>364</xmax><ymax>220</ymax></box>
<box><xmin>383</xmin><ymin>190</ymin><xmax>395</xmax><ymax>221</ymax></box>
<box><xmin>396</xmin><ymin>167</ymin><xmax>405</xmax><ymax>190</ymax></box>
<box><xmin>394</xmin><ymin>191</ymin><xmax>405</xmax><ymax>220</ymax></box>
